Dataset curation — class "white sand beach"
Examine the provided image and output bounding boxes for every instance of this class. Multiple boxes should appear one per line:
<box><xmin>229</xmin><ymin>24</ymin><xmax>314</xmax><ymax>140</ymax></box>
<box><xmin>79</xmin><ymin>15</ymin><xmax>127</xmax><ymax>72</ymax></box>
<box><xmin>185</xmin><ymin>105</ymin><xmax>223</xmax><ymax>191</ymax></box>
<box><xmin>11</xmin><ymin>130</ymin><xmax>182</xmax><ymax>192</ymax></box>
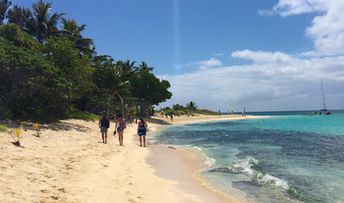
<box><xmin>0</xmin><ymin>115</ymin><xmax>257</xmax><ymax>203</ymax></box>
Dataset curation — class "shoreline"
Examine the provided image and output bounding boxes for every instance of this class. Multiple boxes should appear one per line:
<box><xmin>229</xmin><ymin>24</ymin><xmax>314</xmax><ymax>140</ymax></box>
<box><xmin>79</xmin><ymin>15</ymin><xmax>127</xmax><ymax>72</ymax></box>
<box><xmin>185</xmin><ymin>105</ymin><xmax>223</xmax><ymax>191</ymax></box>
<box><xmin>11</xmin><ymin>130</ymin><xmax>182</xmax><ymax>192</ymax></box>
<box><xmin>147</xmin><ymin>145</ymin><xmax>251</xmax><ymax>203</ymax></box>
<box><xmin>0</xmin><ymin>114</ymin><xmax>264</xmax><ymax>202</ymax></box>
<box><xmin>146</xmin><ymin>115</ymin><xmax>265</xmax><ymax>203</ymax></box>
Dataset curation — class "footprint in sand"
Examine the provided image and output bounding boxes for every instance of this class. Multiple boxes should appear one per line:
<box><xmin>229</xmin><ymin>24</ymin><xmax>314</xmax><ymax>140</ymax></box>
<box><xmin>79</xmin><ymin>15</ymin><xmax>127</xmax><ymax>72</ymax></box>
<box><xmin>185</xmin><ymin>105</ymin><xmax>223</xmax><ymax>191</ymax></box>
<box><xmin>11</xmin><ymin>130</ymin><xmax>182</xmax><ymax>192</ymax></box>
<box><xmin>125</xmin><ymin>191</ymin><xmax>131</xmax><ymax>195</ymax></box>
<box><xmin>57</xmin><ymin>188</ymin><xmax>66</xmax><ymax>193</ymax></box>
<box><xmin>40</xmin><ymin>189</ymin><xmax>50</xmax><ymax>193</ymax></box>
<box><xmin>50</xmin><ymin>195</ymin><xmax>59</xmax><ymax>200</ymax></box>
<box><xmin>128</xmin><ymin>199</ymin><xmax>136</xmax><ymax>203</ymax></box>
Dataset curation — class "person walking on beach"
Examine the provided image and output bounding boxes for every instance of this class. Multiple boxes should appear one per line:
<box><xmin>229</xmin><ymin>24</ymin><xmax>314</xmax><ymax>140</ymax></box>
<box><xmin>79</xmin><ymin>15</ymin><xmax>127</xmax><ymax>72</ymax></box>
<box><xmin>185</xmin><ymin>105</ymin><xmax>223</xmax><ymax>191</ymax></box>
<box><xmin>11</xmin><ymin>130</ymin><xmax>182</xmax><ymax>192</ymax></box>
<box><xmin>99</xmin><ymin>113</ymin><xmax>110</xmax><ymax>144</ymax></box>
<box><xmin>115</xmin><ymin>114</ymin><xmax>126</xmax><ymax>146</ymax></box>
<box><xmin>137</xmin><ymin>117</ymin><xmax>148</xmax><ymax>147</ymax></box>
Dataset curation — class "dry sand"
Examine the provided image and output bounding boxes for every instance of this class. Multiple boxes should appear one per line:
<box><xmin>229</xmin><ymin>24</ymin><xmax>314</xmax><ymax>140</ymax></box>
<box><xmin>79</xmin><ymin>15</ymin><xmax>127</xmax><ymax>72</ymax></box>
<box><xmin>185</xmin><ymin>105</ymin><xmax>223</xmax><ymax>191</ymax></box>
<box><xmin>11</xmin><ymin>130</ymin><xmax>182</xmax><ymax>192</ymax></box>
<box><xmin>0</xmin><ymin>114</ymin><xmax>257</xmax><ymax>203</ymax></box>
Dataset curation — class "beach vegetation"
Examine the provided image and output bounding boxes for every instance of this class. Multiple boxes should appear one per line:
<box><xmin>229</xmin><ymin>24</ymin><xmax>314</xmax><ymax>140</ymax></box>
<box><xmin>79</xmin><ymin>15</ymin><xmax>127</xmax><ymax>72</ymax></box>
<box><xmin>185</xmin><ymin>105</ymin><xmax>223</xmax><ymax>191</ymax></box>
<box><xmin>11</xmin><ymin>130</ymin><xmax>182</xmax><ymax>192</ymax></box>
<box><xmin>0</xmin><ymin>0</ymin><xmax>172</xmax><ymax>122</ymax></box>
<box><xmin>10</xmin><ymin>127</ymin><xmax>23</xmax><ymax>146</ymax></box>
<box><xmin>32</xmin><ymin>123</ymin><xmax>41</xmax><ymax>137</ymax></box>
<box><xmin>158</xmin><ymin>102</ymin><xmax>218</xmax><ymax>116</ymax></box>
<box><xmin>0</xmin><ymin>124</ymin><xmax>7</xmax><ymax>132</ymax></box>
<box><xmin>66</xmin><ymin>110</ymin><xmax>99</xmax><ymax>121</ymax></box>
<box><xmin>186</xmin><ymin>101</ymin><xmax>197</xmax><ymax>111</ymax></box>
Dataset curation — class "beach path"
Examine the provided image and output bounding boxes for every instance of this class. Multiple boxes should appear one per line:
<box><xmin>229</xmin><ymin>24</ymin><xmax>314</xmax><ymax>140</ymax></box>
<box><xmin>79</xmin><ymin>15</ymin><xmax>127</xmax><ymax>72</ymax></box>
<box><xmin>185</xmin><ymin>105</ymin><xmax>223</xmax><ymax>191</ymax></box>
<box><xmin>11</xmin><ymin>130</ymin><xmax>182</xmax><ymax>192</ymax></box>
<box><xmin>0</xmin><ymin>116</ymin><xmax>247</xmax><ymax>203</ymax></box>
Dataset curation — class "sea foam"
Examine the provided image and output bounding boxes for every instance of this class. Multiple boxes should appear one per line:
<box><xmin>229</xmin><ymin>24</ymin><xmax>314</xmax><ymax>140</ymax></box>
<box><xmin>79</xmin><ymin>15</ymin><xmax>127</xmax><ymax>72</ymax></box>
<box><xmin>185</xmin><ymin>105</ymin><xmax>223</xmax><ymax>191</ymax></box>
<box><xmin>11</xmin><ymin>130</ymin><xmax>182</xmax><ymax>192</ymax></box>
<box><xmin>230</xmin><ymin>156</ymin><xmax>290</xmax><ymax>190</ymax></box>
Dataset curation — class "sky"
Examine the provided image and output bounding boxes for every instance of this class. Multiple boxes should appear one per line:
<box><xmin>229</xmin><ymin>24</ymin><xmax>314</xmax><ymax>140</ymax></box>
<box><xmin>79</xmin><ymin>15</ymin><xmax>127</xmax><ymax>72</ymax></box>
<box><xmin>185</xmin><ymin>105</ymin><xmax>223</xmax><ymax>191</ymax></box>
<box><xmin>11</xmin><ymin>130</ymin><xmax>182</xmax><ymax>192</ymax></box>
<box><xmin>13</xmin><ymin>0</ymin><xmax>344</xmax><ymax>112</ymax></box>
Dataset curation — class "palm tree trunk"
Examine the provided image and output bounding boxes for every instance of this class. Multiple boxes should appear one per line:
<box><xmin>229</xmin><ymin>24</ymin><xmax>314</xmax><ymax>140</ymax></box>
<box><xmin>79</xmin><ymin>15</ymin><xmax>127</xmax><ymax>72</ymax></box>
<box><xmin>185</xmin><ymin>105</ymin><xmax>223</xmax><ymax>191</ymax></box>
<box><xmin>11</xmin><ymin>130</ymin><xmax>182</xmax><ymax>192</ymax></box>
<box><xmin>114</xmin><ymin>91</ymin><xmax>124</xmax><ymax>116</ymax></box>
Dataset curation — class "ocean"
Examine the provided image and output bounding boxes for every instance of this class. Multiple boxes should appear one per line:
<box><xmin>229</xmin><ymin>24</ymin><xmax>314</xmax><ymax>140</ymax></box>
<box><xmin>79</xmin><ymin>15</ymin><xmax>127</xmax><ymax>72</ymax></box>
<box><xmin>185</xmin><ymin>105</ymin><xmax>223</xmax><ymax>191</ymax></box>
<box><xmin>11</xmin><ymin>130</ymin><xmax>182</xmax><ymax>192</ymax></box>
<box><xmin>155</xmin><ymin>111</ymin><xmax>344</xmax><ymax>203</ymax></box>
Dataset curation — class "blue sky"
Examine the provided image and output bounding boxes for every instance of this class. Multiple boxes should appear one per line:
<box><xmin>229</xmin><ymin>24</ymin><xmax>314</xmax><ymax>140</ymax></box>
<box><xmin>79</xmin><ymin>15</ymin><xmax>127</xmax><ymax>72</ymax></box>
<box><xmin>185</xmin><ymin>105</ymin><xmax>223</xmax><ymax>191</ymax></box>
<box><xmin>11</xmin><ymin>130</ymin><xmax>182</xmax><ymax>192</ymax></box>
<box><xmin>14</xmin><ymin>0</ymin><xmax>313</xmax><ymax>74</ymax></box>
<box><xmin>12</xmin><ymin>0</ymin><xmax>344</xmax><ymax>111</ymax></box>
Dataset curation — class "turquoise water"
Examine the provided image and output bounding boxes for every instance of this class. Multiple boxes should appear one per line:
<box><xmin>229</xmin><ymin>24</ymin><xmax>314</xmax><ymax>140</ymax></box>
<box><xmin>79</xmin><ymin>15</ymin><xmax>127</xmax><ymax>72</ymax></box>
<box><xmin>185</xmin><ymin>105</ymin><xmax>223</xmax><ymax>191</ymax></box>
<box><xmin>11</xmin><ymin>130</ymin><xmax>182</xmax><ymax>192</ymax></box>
<box><xmin>156</xmin><ymin>112</ymin><xmax>344</xmax><ymax>203</ymax></box>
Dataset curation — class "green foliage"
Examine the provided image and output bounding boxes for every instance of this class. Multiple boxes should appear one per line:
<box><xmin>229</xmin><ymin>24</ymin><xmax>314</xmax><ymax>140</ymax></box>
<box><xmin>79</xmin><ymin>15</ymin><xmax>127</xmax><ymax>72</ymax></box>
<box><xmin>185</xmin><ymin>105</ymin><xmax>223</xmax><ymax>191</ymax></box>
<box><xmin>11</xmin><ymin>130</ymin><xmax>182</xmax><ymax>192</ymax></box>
<box><xmin>0</xmin><ymin>124</ymin><xmax>7</xmax><ymax>132</ymax></box>
<box><xmin>0</xmin><ymin>34</ymin><xmax>70</xmax><ymax>121</ymax></box>
<box><xmin>131</xmin><ymin>66</ymin><xmax>172</xmax><ymax>115</ymax></box>
<box><xmin>25</xmin><ymin>0</ymin><xmax>63</xmax><ymax>42</ymax></box>
<box><xmin>0</xmin><ymin>1</ymin><xmax>172</xmax><ymax>122</ymax></box>
<box><xmin>194</xmin><ymin>109</ymin><xmax>218</xmax><ymax>115</ymax></box>
<box><xmin>0</xmin><ymin>23</ymin><xmax>41</xmax><ymax>49</ymax></box>
<box><xmin>186</xmin><ymin>101</ymin><xmax>197</xmax><ymax>111</ymax></box>
<box><xmin>45</xmin><ymin>36</ymin><xmax>93</xmax><ymax>105</ymax></box>
<box><xmin>66</xmin><ymin>110</ymin><xmax>99</xmax><ymax>121</ymax></box>
<box><xmin>159</xmin><ymin>102</ymin><xmax>218</xmax><ymax>116</ymax></box>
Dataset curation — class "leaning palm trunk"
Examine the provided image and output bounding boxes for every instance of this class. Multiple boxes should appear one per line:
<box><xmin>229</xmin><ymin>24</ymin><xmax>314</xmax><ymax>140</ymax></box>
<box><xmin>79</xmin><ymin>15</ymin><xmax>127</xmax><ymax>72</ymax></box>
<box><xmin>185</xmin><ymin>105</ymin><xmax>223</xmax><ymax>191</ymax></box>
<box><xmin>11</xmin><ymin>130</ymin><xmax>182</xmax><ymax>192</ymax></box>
<box><xmin>139</xmin><ymin>101</ymin><xmax>150</xmax><ymax>117</ymax></box>
<box><xmin>114</xmin><ymin>91</ymin><xmax>125</xmax><ymax>116</ymax></box>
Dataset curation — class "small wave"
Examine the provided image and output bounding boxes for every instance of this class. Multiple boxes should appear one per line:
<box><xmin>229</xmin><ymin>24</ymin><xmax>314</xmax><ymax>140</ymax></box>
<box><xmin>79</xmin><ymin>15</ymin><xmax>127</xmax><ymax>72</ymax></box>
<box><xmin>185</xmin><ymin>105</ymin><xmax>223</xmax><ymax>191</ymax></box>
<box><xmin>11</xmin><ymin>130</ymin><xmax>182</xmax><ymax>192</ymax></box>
<box><xmin>209</xmin><ymin>156</ymin><xmax>290</xmax><ymax>190</ymax></box>
<box><xmin>183</xmin><ymin>145</ymin><xmax>216</xmax><ymax>167</ymax></box>
<box><xmin>204</xmin><ymin>157</ymin><xmax>216</xmax><ymax>167</ymax></box>
<box><xmin>232</xmin><ymin>156</ymin><xmax>289</xmax><ymax>190</ymax></box>
<box><xmin>191</xmin><ymin>146</ymin><xmax>204</xmax><ymax>152</ymax></box>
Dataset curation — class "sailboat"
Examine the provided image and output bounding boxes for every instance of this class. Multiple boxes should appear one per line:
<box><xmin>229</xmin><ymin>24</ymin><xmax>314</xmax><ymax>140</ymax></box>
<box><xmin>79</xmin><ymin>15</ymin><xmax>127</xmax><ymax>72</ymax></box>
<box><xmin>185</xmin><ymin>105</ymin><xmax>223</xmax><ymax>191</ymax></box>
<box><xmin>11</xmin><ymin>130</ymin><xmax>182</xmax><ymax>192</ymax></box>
<box><xmin>320</xmin><ymin>81</ymin><xmax>331</xmax><ymax>115</ymax></box>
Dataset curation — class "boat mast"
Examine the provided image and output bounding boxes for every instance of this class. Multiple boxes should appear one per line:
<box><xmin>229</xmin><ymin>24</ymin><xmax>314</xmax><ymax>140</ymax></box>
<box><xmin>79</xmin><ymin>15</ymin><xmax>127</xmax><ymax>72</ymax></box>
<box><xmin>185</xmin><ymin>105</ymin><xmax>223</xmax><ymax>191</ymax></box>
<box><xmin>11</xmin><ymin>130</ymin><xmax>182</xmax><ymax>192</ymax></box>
<box><xmin>321</xmin><ymin>80</ymin><xmax>327</xmax><ymax>110</ymax></box>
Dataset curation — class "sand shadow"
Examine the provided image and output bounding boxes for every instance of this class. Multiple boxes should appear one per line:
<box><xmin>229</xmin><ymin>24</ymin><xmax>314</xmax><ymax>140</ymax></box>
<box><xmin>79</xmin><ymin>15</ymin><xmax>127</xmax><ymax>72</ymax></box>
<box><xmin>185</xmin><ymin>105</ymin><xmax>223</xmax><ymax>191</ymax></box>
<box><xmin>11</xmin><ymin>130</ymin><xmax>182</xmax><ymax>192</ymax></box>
<box><xmin>145</xmin><ymin>117</ymin><xmax>171</xmax><ymax>125</ymax></box>
<box><xmin>45</xmin><ymin>121</ymin><xmax>91</xmax><ymax>132</ymax></box>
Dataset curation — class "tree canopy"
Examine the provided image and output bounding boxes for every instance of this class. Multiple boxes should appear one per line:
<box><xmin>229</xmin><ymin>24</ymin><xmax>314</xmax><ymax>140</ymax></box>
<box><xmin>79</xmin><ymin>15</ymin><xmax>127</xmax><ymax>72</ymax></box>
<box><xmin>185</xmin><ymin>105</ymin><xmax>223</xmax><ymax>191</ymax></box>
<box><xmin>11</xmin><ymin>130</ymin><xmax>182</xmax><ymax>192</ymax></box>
<box><xmin>0</xmin><ymin>0</ymin><xmax>172</xmax><ymax>122</ymax></box>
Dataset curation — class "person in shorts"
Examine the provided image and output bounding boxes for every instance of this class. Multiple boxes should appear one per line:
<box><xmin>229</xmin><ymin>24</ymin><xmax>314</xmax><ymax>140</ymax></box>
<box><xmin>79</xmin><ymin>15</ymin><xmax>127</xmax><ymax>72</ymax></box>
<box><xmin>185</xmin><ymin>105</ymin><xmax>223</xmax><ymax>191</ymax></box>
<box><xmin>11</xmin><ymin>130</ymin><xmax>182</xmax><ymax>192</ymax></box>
<box><xmin>99</xmin><ymin>113</ymin><xmax>110</xmax><ymax>144</ymax></box>
<box><xmin>137</xmin><ymin>117</ymin><xmax>148</xmax><ymax>147</ymax></box>
<box><xmin>115</xmin><ymin>113</ymin><xmax>126</xmax><ymax>146</ymax></box>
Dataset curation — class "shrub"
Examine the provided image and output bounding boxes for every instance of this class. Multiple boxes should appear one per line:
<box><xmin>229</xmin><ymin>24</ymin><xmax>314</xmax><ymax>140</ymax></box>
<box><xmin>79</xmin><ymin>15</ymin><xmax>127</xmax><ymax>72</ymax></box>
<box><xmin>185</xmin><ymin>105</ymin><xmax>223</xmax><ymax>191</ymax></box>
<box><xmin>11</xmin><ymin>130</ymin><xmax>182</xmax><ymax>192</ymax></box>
<box><xmin>0</xmin><ymin>124</ymin><xmax>7</xmax><ymax>132</ymax></box>
<box><xmin>66</xmin><ymin>111</ymin><xmax>99</xmax><ymax>121</ymax></box>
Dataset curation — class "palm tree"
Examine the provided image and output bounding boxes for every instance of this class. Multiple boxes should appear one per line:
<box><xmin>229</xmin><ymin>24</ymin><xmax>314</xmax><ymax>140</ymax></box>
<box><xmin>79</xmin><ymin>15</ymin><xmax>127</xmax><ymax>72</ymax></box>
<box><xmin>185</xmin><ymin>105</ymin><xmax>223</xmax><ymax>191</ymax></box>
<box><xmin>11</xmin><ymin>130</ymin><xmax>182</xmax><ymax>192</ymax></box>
<box><xmin>92</xmin><ymin>57</ymin><xmax>131</xmax><ymax>116</ymax></box>
<box><xmin>111</xmin><ymin>67</ymin><xmax>130</xmax><ymax>116</ymax></box>
<box><xmin>60</xmin><ymin>18</ymin><xmax>94</xmax><ymax>55</ymax></box>
<box><xmin>0</xmin><ymin>0</ymin><xmax>11</xmax><ymax>24</ymax></box>
<box><xmin>7</xmin><ymin>5</ymin><xmax>31</xmax><ymax>28</ymax></box>
<box><xmin>138</xmin><ymin>61</ymin><xmax>154</xmax><ymax>73</ymax></box>
<box><xmin>25</xmin><ymin>0</ymin><xmax>63</xmax><ymax>42</ymax></box>
<box><xmin>112</xmin><ymin>60</ymin><xmax>138</xmax><ymax>115</ymax></box>
<box><xmin>116</xmin><ymin>60</ymin><xmax>138</xmax><ymax>79</ymax></box>
<box><xmin>186</xmin><ymin>101</ymin><xmax>197</xmax><ymax>111</ymax></box>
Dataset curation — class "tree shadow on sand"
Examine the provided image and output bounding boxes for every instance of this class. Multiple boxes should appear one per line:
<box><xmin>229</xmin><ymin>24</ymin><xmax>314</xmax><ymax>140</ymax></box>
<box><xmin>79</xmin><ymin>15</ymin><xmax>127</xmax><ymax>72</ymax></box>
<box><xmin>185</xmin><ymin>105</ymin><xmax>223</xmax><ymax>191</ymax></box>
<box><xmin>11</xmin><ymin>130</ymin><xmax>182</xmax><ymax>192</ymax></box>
<box><xmin>44</xmin><ymin>121</ymin><xmax>91</xmax><ymax>132</ymax></box>
<box><xmin>145</xmin><ymin>117</ymin><xmax>171</xmax><ymax>125</ymax></box>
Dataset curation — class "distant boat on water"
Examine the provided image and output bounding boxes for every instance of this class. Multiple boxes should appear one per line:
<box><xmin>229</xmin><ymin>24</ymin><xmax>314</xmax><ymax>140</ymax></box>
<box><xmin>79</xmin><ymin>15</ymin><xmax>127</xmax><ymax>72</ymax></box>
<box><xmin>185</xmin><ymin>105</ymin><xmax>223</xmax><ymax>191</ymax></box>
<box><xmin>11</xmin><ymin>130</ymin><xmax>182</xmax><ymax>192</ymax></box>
<box><xmin>320</xmin><ymin>80</ymin><xmax>331</xmax><ymax>115</ymax></box>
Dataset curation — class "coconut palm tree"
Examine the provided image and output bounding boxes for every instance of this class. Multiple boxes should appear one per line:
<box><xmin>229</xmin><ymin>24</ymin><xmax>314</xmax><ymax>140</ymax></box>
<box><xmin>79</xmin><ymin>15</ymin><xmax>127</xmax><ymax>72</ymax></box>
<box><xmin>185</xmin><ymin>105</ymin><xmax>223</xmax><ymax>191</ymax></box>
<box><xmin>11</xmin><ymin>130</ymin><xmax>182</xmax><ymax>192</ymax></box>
<box><xmin>112</xmin><ymin>60</ymin><xmax>138</xmax><ymax>115</ymax></box>
<box><xmin>92</xmin><ymin>57</ymin><xmax>132</xmax><ymax>115</ymax></box>
<box><xmin>138</xmin><ymin>61</ymin><xmax>154</xmax><ymax>73</ymax></box>
<box><xmin>25</xmin><ymin>0</ymin><xmax>63</xmax><ymax>42</ymax></box>
<box><xmin>0</xmin><ymin>0</ymin><xmax>11</xmax><ymax>24</ymax></box>
<box><xmin>7</xmin><ymin>5</ymin><xmax>31</xmax><ymax>28</ymax></box>
<box><xmin>60</xmin><ymin>18</ymin><xmax>94</xmax><ymax>55</ymax></box>
<box><xmin>186</xmin><ymin>101</ymin><xmax>197</xmax><ymax>111</ymax></box>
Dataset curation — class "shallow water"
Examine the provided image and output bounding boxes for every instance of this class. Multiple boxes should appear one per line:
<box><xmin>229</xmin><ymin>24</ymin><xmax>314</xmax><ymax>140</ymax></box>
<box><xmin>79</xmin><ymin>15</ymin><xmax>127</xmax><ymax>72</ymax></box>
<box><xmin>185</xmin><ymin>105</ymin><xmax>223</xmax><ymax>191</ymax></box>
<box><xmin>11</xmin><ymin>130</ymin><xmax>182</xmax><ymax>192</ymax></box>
<box><xmin>156</xmin><ymin>112</ymin><xmax>344</xmax><ymax>203</ymax></box>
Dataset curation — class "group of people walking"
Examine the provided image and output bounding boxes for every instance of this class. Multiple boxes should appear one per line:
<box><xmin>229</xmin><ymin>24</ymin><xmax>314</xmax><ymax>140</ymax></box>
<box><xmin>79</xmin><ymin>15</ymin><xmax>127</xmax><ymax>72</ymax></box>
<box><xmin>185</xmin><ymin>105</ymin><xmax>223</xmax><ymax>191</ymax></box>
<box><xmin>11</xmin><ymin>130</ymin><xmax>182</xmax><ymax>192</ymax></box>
<box><xmin>98</xmin><ymin>113</ymin><xmax>148</xmax><ymax>147</ymax></box>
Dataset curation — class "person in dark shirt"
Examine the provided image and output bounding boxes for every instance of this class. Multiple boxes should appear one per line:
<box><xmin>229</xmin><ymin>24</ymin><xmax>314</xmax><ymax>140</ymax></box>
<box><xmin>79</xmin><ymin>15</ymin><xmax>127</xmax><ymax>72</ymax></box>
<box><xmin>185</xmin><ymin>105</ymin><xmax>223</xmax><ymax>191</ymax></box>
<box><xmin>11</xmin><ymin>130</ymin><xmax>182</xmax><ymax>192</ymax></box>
<box><xmin>99</xmin><ymin>113</ymin><xmax>110</xmax><ymax>144</ymax></box>
<box><xmin>137</xmin><ymin>117</ymin><xmax>148</xmax><ymax>147</ymax></box>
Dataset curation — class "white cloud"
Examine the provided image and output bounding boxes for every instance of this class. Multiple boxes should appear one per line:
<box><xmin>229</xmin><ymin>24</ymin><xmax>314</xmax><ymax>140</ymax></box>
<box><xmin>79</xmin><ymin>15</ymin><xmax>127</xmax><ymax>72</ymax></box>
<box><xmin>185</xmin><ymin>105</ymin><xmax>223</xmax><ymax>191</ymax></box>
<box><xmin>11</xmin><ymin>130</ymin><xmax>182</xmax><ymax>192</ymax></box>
<box><xmin>196</xmin><ymin>57</ymin><xmax>223</xmax><ymax>70</ymax></box>
<box><xmin>231</xmin><ymin>49</ymin><xmax>295</xmax><ymax>63</ymax></box>
<box><xmin>159</xmin><ymin>1</ymin><xmax>344</xmax><ymax>111</ymax></box>
<box><xmin>259</xmin><ymin>0</ymin><xmax>320</xmax><ymax>17</ymax></box>
<box><xmin>174</xmin><ymin>57</ymin><xmax>223</xmax><ymax>71</ymax></box>
<box><xmin>260</xmin><ymin>0</ymin><xmax>344</xmax><ymax>56</ymax></box>
<box><xmin>159</xmin><ymin>51</ymin><xmax>344</xmax><ymax>111</ymax></box>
